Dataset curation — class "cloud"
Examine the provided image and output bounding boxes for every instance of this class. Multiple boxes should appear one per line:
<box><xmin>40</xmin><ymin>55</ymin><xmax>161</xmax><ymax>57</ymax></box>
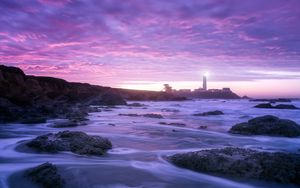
<box><xmin>0</xmin><ymin>0</ymin><xmax>300</xmax><ymax>96</ymax></box>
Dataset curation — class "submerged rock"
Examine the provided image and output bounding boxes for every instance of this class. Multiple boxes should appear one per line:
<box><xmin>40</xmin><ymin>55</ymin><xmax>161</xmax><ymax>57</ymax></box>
<box><xmin>274</xmin><ymin>104</ymin><xmax>299</xmax><ymax>109</ymax></box>
<box><xmin>250</xmin><ymin>98</ymin><xmax>291</xmax><ymax>103</ymax></box>
<box><xmin>159</xmin><ymin>122</ymin><xmax>186</xmax><ymax>127</ymax></box>
<box><xmin>254</xmin><ymin>103</ymin><xmax>273</xmax><ymax>108</ymax></box>
<box><xmin>229</xmin><ymin>115</ymin><xmax>300</xmax><ymax>137</ymax></box>
<box><xmin>168</xmin><ymin>147</ymin><xmax>300</xmax><ymax>185</ymax></box>
<box><xmin>118</xmin><ymin>113</ymin><xmax>163</xmax><ymax>118</ymax></box>
<box><xmin>143</xmin><ymin>113</ymin><xmax>163</xmax><ymax>119</ymax></box>
<box><xmin>25</xmin><ymin>162</ymin><xmax>64</xmax><ymax>188</ymax></box>
<box><xmin>254</xmin><ymin>103</ymin><xmax>299</xmax><ymax>109</ymax></box>
<box><xmin>127</xmin><ymin>102</ymin><xmax>146</xmax><ymax>107</ymax></box>
<box><xmin>198</xmin><ymin>125</ymin><xmax>208</xmax><ymax>129</ymax></box>
<box><xmin>118</xmin><ymin>113</ymin><xmax>140</xmax><ymax>117</ymax></box>
<box><xmin>193</xmin><ymin>110</ymin><xmax>224</xmax><ymax>116</ymax></box>
<box><xmin>26</xmin><ymin>131</ymin><xmax>112</xmax><ymax>156</ymax></box>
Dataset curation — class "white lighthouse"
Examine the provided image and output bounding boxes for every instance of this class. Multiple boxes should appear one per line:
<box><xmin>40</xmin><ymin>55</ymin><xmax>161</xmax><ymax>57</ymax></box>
<box><xmin>203</xmin><ymin>74</ymin><xmax>207</xmax><ymax>90</ymax></box>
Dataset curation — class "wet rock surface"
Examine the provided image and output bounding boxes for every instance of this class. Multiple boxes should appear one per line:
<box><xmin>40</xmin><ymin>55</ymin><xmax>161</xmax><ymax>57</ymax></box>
<box><xmin>26</xmin><ymin>131</ymin><xmax>112</xmax><ymax>156</ymax></box>
<box><xmin>229</xmin><ymin>115</ymin><xmax>300</xmax><ymax>137</ymax></box>
<box><xmin>250</xmin><ymin>98</ymin><xmax>291</xmax><ymax>103</ymax></box>
<box><xmin>168</xmin><ymin>147</ymin><xmax>300</xmax><ymax>185</ymax></box>
<box><xmin>193</xmin><ymin>110</ymin><xmax>224</xmax><ymax>116</ymax></box>
<box><xmin>143</xmin><ymin>113</ymin><xmax>163</xmax><ymax>119</ymax></box>
<box><xmin>254</xmin><ymin>103</ymin><xmax>299</xmax><ymax>109</ymax></box>
<box><xmin>127</xmin><ymin>103</ymin><xmax>147</xmax><ymax>107</ymax></box>
<box><xmin>118</xmin><ymin>113</ymin><xmax>163</xmax><ymax>118</ymax></box>
<box><xmin>159</xmin><ymin>122</ymin><xmax>186</xmax><ymax>127</ymax></box>
<box><xmin>25</xmin><ymin>162</ymin><xmax>64</xmax><ymax>188</ymax></box>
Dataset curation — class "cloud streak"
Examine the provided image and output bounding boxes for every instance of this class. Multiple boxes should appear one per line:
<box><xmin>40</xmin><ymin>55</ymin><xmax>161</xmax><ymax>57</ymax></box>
<box><xmin>0</xmin><ymin>0</ymin><xmax>300</xmax><ymax>96</ymax></box>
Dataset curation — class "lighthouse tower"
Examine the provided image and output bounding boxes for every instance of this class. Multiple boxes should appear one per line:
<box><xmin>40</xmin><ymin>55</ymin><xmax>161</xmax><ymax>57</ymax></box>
<box><xmin>203</xmin><ymin>75</ymin><xmax>207</xmax><ymax>90</ymax></box>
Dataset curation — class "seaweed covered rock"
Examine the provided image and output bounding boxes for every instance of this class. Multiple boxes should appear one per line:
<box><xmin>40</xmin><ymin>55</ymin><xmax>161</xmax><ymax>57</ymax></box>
<box><xmin>25</xmin><ymin>162</ymin><xmax>64</xmax><ymax>188</ymax></box>
<box><xmin>168</xmin><ymin>147</ymin><xmax>300</xmax><ymax>185</ymax></box>
<box><xmin>229</xmin><ymin>115</ymin><xmax>300</xmax><ymax>137</ymax></box>
<box><xmin>26</xmin><ymin>131</ymin><xmax>112</xmax><ymax>156</ymax></box>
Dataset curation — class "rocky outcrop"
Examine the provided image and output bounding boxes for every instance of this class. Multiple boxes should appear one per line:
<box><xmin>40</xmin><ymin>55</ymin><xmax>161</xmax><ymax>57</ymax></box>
<box><xmin>254</xmin><ymin>103</ymin><xmax>299</xmax><ymax>109</ymax></box>
<box><xmin>167</xmin><ymin>147</ymin><xmax>300</xmax><ymax>185</ymax></box>
<box><xmin>254</xmin><ymin>103</ymin><xmax>273</xmax><ymax>108</ymax></box>
<box><xmin>229</xmin><ymin>115</ymin><xmax>300</xmax><ymax>137</ymax></box>
<box><xmin>274</xmin><ymin>104</ymin><xmax>299</xmax><ymax>109</ymax></box>
<box><xmin>26</xmin><ymin>131</ymin><xmax>112</xmax><ymax>156</ymax></box>
<box><xmin>0</xmin><ymin>65</ymin><xmax>128</xmax><ymax>123</ymax></box>
<box><xmin>25</xmin><ymin>162</ymin><xmax>64</xmax><ymax>188</ymax></box>
<box><xmin>193</xmin><ymin>110</ymin><xmax>224</xmax><ymax>116</ymax></box>
<box><xmin>250</xmin><ymin>98</ymin><xmax>291</xmax><ymax>103</ymax></box>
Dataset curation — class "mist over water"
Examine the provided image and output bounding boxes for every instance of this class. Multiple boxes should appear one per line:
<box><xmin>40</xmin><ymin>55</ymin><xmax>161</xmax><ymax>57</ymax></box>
<box><xmin>1</xmin><ymin>99</ymin><xmax>300</xmax><ymax>188</ymax></box>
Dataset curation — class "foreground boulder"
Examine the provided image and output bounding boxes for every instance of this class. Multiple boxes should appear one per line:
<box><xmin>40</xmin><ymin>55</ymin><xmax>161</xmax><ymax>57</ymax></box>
<box><xmin>229</xmin><ymin>115</ymin><xmax>300</xmax><ymax>137</ymax></box>
<box><xmin>193</xmin><ymin>110</ymin><xmax>224</xmax><ymax>116</ymax></box>
<box><xmin>254</xmin><ymin>103</ymin><xmax>299</xmax><ymax>109</ymax></box>
<box><xmin>168</xmin><ymin>147</ymin><xmax>300</xmax><ymax>185</ymax></box>
<box><xmin>26</xmin><ymin>131</ymin><xmax>112</xmax><ymax>155</ymax></box>
<box><xmin>25</xmin><ymin>162</ymin><xmax>64</xmax><ymax>188</ymax></box>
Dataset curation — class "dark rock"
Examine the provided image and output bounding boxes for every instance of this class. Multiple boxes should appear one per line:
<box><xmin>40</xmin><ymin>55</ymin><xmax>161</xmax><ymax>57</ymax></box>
<box><xmin>25</xmin><ymin>162</ymin><xmax>64</xmax><ymax>188</ymax></box>
<box><xmin>167</xmin><ymin>147</ymin><xmax>300</xmax><ymax>185</ymax></box>
<box><xmin>242</xmin><ymin>96</ymin><xmax>251</xmax><ymax>99</ymax></box>
<box><xmin>250</xmin><ymin>98</ymin><xmax>291</xmax><ymax>103</ymax></box>
<box><xmin>193</xmin><ymin>110</ymin><xmax>224</xmax><ymax>116</ymax></box>
<box><xmin>119</xmin><ymin>113</ymin><xmax>163</xmax><ymax>119</ymax></box>
<box><xmin>198</xmin><ymin>125</ymin><xmax>208</xmax><ymax>129</ymax></box>
<box><xmin>254</xmin><ymin>103</ymin><xmax>299</xmax><ymax>109</ymax></box>
<box><xmin>274</xmin><ymin>104</ymin><xmax>299</xmax><ymax>109</ymax></box>
<box><xmin>21</xmin><ymin>117</ymin><xmax>47</xmax><ymax>124</ymax></box>
<box><xmin>88</xmin><ymin>92</ymin><xmax>127</xmax><ymax>106</ymax></box>
<box><xmin>159</xmin><ymin>122</ymin><xmax>186</xmax><ymax>127</ymax></box>
<box><xmin>229</xmin><ymin>115</ymin><xmax>300</xmax><ymax>137</ymax></box>
<box><xmin>26</xmin><ymin>131</ymin><xmax>112</xmax><ymax>156</ymax></box>
<box><xmin>118</xmin><ymin>113</ymin><xmax>140</xmax><ymax>117</ymax></box>
<box><xmin>143</xmin><ymin>113</ymin><xmax>163</xmax><ymax>119</ymax></box>
<box><xmin>254</xmin><ymin>103</ymin><xmax>273</xmax><ymax>108</ymax></box>
<box><xmin>127</xmin><ymin>103</ymin><xmax>146</xmax><ymax>107</ymax></box>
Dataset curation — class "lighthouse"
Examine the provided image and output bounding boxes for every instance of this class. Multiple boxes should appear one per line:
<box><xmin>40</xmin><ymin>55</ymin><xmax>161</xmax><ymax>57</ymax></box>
<box><xmin>203</xmin><ymin>74</ymin><xmax>207</xmax><ymax>90</ymax></box>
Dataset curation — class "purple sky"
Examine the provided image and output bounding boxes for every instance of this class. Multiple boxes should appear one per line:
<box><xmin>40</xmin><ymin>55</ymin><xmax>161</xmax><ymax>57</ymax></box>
<box><xmin>1</xmin><ymin>0</ymin><xmax>300</xmax><ymax>97</ymax></box>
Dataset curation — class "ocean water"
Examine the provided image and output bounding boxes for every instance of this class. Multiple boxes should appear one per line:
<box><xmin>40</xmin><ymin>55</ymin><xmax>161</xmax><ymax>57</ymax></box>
<box><xmin>1</xmin><ymin>99</ymin><xmax>300</xmax><ymax>188</ymax></box>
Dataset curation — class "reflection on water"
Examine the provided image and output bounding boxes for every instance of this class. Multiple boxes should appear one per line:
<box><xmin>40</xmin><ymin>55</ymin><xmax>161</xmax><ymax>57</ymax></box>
<box><xmin>1</xmin><ymin>99</ymin><xmax>300</xmax><ymax>188</ymax></box>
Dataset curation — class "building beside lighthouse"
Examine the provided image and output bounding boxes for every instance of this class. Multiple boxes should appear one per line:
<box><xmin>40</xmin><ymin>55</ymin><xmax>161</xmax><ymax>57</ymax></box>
<box><xmin>162</xmin><ymin>73</ymin><xmax>240</xmax><ymax>99</ymax></box>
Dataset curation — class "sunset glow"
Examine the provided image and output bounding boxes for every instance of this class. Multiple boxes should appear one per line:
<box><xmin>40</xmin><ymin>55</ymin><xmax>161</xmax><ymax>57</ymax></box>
<box><xmin>1</xmin><ymin>0</ymin><xmax>300</xmax><ymax>97</ymax></box>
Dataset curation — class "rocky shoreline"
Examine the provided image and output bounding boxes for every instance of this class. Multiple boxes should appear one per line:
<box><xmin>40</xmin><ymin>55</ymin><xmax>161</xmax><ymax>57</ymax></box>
<box><xmin>0</xmin><ymin>65</ymin><xmax>186</xmax><ymax>124</ymax></box>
